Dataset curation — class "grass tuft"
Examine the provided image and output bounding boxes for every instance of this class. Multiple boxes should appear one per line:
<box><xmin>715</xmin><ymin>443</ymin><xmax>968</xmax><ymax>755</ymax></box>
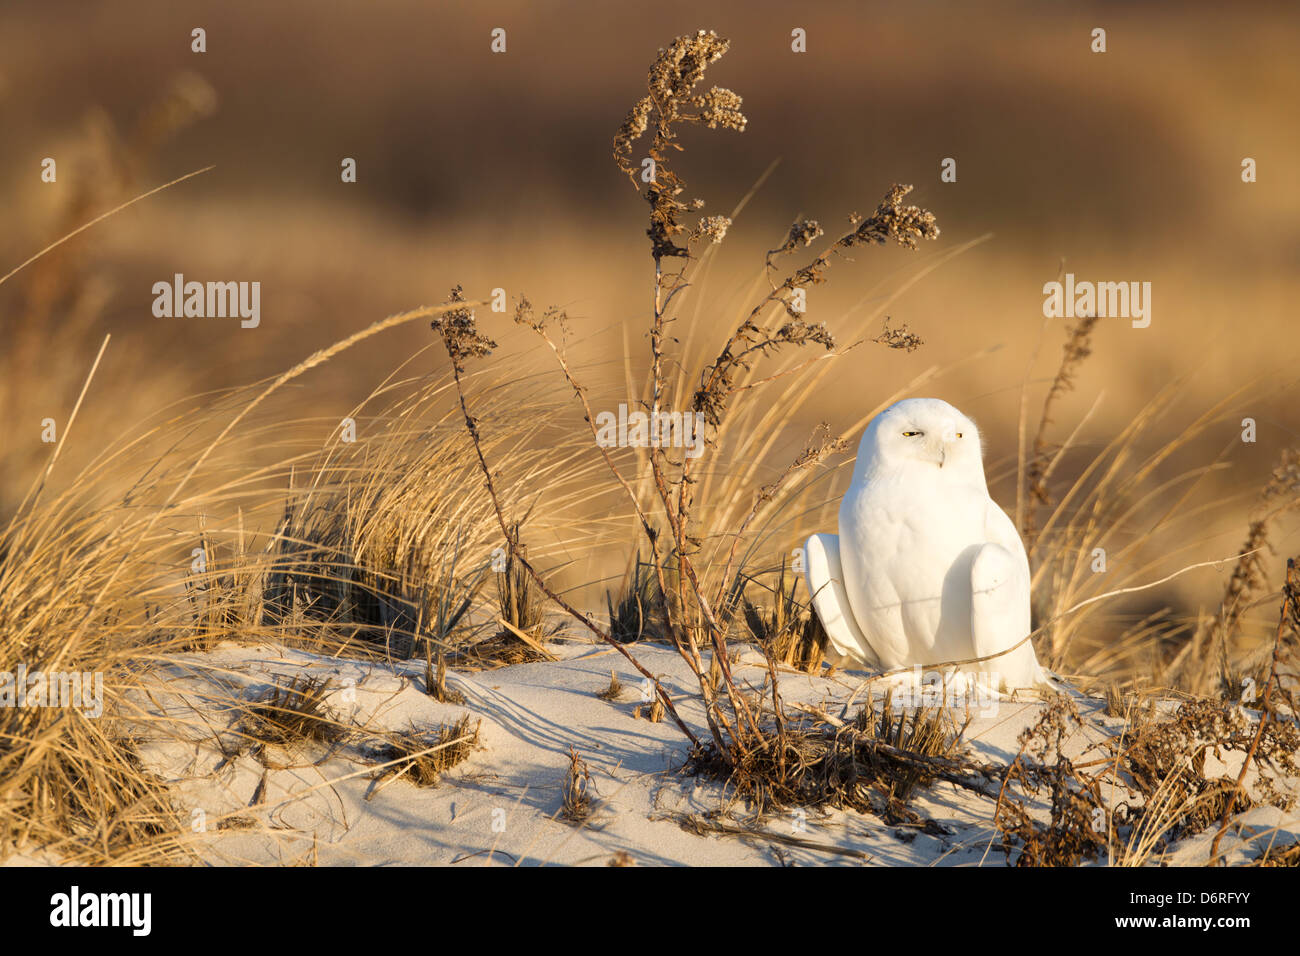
<box><xmin>560</xmin><ymin>746</ymin><xmax>593</xmax><ymax>823</ymax></box>
<box><xmin>237</xmin><ymin>676</ymin><xmax>342</xmax><ymax>752</ymax></box>
<box><xmin>367</xmin><ymin>715</ymin><xmax>480</xmax><ymax>789</ymax></box>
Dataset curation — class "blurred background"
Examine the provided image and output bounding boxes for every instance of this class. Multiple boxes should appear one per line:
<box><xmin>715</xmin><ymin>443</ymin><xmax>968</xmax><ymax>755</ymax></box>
<box><xmin>3</xmin><ymin>0</ymin><xmax>1299</xmax><ymax>675</ymax></box>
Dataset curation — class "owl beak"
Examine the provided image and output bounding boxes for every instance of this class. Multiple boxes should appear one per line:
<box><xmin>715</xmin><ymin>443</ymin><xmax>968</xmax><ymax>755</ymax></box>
<box><xmin>926</xmin><ymin>437</ymin><xmax>946</xmax><ymax>468</ymax></box>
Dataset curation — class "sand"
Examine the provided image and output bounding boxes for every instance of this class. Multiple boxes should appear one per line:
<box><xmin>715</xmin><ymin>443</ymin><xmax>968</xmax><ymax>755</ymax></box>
<box><xmin>122</xmin><ymin>638</ymin><xmax>1299</xmax><ymax>866</ymax></box>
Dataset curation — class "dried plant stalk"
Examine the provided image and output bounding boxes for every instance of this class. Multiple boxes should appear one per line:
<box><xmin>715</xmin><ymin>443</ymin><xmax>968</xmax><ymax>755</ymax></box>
<box><xmin>436</xmin><ymin>30</ymin><xmax>939</xmax><ymax>774</ymax></box>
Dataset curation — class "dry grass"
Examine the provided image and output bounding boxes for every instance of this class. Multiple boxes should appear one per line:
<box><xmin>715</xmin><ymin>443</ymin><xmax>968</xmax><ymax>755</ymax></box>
<box><xmin>994</xmin><ymin>619</ymin><xmax>1299</xmax><ymax>867</ymax></box>
<box><xmin>460</xmin><ymin>526</ymin><xmax>554</xmax><ymax>666</ymax></box>
<box><xmin>596</xmin><ymin>669</ymin><xmax>624</xmax><ymax>701</ymax></box>
<box><xmin>365</xmin><ymin>715</ymin><xmax>480</xmax><ymax>790</ymax></box>
<box><xmin>687</xmin><ymin>698</ymin><xmax>975</xmax><ymax>827</ymax></box>
<box><xmin>1255</xmin><ymin>842</ymin><xmax>1300</xmax><ymax>866</ymax></box>
<box><xmin>0</xmin><ymin>297</ymin><xmax>587</xmax><ymax>862</ymax></box>
<box><xmin>605</xmin><ymin>553</ymin><xmax>667</xmax><ymax>644</ymax></box>
<box><xmin>421</xmin><ymin>30</ymin><xmax>1300</xmax><ymax>858</ymax></box>
<box><xmin>236</xmin><ymin>676</ymin><xmax>343</xmax><ymax>754</ymax></box>
<box><xmin>259</xmin><ymin>382</ymin><xmax>586</xmax><ymax>663</ymax></box>
<box><xmin>1006</xmin><ymin>297</ymin><xmax>1300</xmax><ymax>697</ymax></box>
<box><xmin>560</xmin><ymin>746</ymin><xmax>593</xmax><ymax>823</ymax></box>
<box><xmin>425</xmin><ymin>649</ymin><xmax>466</xmax><ymax>705</ymax></box>
<box><xmin>739</xmin><ymin>560</ymin><xmax>828</xmax><ymax>673</ymax></box>
<box><xmin>496</xmin><ymin>523</ymin><xmax>546</xmax><ymax>640</ymax></box>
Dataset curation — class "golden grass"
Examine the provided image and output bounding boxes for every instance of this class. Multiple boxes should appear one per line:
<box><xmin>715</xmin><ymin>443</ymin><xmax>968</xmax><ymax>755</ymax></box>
<box><xmin>0</xmin><ymin>292</ymin><xmax>598</xmax><ymax>862</ymax></box>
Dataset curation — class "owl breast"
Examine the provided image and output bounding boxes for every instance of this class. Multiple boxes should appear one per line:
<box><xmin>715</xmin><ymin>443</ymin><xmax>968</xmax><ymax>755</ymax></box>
<box><xmin>838</xmin><ymin>469</ymin><xmax>989</xmax><ymax>668</ymax></box>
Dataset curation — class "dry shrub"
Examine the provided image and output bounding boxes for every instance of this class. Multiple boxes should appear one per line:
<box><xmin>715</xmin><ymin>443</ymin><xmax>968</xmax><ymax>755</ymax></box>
<box><xmin>561</xmin><ymin>746</ymin><xmax>593</xmax><ymax>823</ymax></box>
<box><xmin>366</xmin><ymin>715</ymin><xmax>480</xmax><ymax>788</ymax></box>
<box><xmin>688</xmin><ymin>700</ymin><xmax>974</xmax><ymax>828</ymax></box>
<box><xmin>994</xmin><ymin>685</ymin><xmax>1299</xmax><ymax>866</ymax></box>
<box><xmin>855</xmin><ymin>693</ymin><xmax>972</xmax><ymax>808</ymax></box>
<box><xmin>236</xmin><ymin>676</ymin><xmax>343</xmax><ymax>753</ymax></box>
<box><xmin>990</xmin><ymin>570</ymin><xmax>1299</xmax><ymax>865</ymax></box>
<box><xmin>994</xmin><ymin>697</ymin><xmax>1112</xmax><ymax>867</ymax></box>
<box><xmin>1255</xmin><ymin>842</ymin><xmax>1300</xmax><ymax>866</ymax></box>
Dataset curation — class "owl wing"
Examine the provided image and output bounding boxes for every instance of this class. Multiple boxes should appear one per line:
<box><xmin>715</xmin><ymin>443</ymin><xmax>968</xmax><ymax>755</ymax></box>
<box><xmin>983</xmin><ymin>499</ymin><xmax>1032</xmax><ymax>580</ymax></box>
<box><xmin>971</xmin><ymin>501</ymin><xmax>1044</xmax><ymax>690</ymax></box>
<box><xmin>803</xmin><ymin>533</ymin><xmax>881</xmax><ymax>669</ymax></box>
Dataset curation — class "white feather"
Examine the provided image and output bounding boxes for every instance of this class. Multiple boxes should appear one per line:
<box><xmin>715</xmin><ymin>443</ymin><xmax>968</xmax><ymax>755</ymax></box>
<box><xmin>803</xmin><ymin>398</ymin><xmax>1045</xmax><ymax>691</ymax></box>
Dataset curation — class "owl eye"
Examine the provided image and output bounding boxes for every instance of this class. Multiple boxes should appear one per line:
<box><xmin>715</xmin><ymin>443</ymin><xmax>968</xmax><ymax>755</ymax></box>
<box><xmin>902</xmin><ymin>431</ymin><xmax>923</xmax><ymax>437</ymax></box>
<box><xmin>956</xmin><ymin>432</ymin><xmax>964</xmax><ymax>439</ymax></box>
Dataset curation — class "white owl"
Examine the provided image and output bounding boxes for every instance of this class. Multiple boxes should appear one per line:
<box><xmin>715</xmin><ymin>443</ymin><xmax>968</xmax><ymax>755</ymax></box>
<box><xmin>803</xmin><ymin>398</ymin><xmax>1045</xmax><ymax>692</ymax></box>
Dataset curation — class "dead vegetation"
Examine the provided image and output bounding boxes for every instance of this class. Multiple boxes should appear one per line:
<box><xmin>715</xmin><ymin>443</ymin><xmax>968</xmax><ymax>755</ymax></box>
<box><xmin>365</xmin><ymin>715</ymin><xmax>480</xmax><ymax>789</ymax></box>
<box><xmin>1015</xmin><ymin>286</ymin><xmax>1300</xmax><ymax>698</ymax></box>
<box><xmin>0</xmin><ymin>292</ymin><xmax>515</xmax><ymax>862</ymax></box>
<box><xmin>679</xmin><ymin>567</ymin><xmax>1298</xmax><ymax>866</ymax></box>
<box><xmin>686</xmin><ymin>697</ymin><xmax>978</xmax><ymax>829</ymax></box>
<box><xmin>994</xmin><ymin>565</ymin><xmax>1299</xmax><ymax>866</ymax></box>
<box><xmin>236</xmin><ymin>676</ymin><xmax>343</xmax><ymax>753</ymax></box>
<box><xmin>739</xmin><ymin>560</ymin><xmax>829</xmax><ymax>673</ymax></box>
<box><xmin>426</xmin><ymin>30</ymin><xmax>1300</xmax><ymax>864</ymax></box>
<box><xmin>260</xmin><ymin>430</ymin><xmax>494</xmax><ymax>662</ymax></box>
<box><xmin>560</xmin><ymin>746</ymin><xmax>593</xmax><ymax>823</ymax></box>
<box><xmin>461</xmin><ymin>529</ymin><xmax>555</xmax><ymax>666</ymax></box>
<box><xmin>994</xmin><ymin>690</ymin><xmax>1298</xmax><ymax>866</ymax></box>
<box><xmin>596</xmin><ymin>670</ymin><xmax>624</xmax><ymax>701</ymax></box>
<box><xmin>425</xmin><ymin>649</ymin><xmax>466</xmax><ymax>705</ymax></box>
<box><xmin>435</xmin><ymin>28</ymin><xmax>941</xmax><ymax>784</ymax></box>
<box><xmin>606</xmin><ymin>553</ymin><xmax>667</xmax><ymax>644</ymax></box>
<box><xmin>496</xmin><ymin>524</ymin><xmax>546</xmax><ymax>643</ymax></box>
<box><xmin>1255</xmin><ymin>841</ymin><xmax>1300</xmax><ymax>866</ymax></box>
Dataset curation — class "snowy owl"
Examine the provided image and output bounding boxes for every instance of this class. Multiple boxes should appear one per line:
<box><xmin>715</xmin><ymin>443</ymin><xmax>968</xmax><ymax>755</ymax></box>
<box><xmin>803</xmin><ymin>398</ymin><xmax>1044</xmax><ymax>692</ymax></box>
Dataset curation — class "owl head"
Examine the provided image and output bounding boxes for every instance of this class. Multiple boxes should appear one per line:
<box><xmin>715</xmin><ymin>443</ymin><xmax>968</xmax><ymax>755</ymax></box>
<box><xmin>853</xmin><ymin>398</ymin><xmax>986</xmax><ymax>485</ymax></box>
